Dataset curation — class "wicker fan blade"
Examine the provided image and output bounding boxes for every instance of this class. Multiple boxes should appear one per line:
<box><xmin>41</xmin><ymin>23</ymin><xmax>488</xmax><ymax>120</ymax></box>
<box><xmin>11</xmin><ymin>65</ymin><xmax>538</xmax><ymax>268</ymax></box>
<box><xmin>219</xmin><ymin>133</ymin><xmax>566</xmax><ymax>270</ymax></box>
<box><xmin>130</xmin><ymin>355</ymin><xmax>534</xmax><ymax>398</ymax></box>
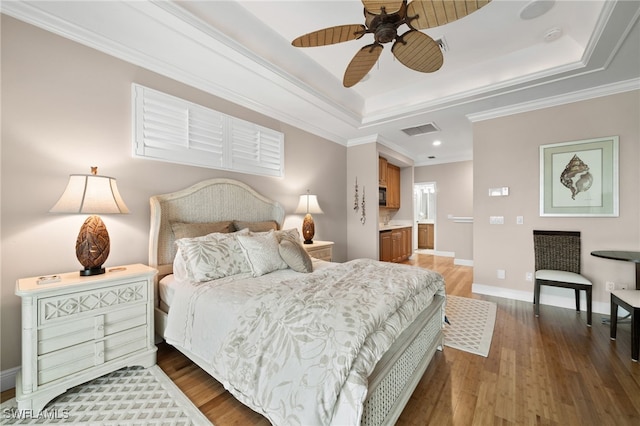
<box><xmin>407</xmin><ymin>0</ymin><xmax>491</xmax><ymax>30</ymax></box>
<box><xmin>343</xmin><ymin>43</ymin><xmax>384</xmax><ymax>87</ymax></box>
<box><xmin>392</xmin><ymin>30</ymin><xmax>443</xmax><ymax>73</ymax></box>
<box><xmin>362</xmin><ymin>0</ymin><xmax>404</xmax><ymax>14</ymax></box>
<box><xmin>292</xmin><ymin>24</ymin><xmax>366</xmax><ymax>47</ymax></box>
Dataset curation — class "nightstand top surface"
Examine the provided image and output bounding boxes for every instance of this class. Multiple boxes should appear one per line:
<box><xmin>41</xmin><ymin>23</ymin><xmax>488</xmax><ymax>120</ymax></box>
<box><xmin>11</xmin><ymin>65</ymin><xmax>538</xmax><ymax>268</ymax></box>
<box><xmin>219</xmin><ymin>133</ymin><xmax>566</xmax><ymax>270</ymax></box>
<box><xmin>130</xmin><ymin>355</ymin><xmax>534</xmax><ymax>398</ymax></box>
<box><xmin>303</xmin><ymin>240</ymin><xmax>334</xmax><ymax>247</ymax></box>
<box><xmin>16</xmin><ymin>263</ymin><xmax>157</xmax><ymax>295</ymax></box>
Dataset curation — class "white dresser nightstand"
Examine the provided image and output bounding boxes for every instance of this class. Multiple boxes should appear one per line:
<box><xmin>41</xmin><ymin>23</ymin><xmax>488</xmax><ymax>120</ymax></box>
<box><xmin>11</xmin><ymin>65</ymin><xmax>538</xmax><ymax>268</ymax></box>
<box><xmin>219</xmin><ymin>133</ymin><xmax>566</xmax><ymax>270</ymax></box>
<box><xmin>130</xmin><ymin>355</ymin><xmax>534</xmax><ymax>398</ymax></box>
<box><xmin>15</xmin><ymin>264</ymin><xmax>157</xmax><ymax>412</ymax></box>
<box><xmin>303</xmin><ymin>240</ymin><xmax>334</xmax><ymax>262</ymax></box>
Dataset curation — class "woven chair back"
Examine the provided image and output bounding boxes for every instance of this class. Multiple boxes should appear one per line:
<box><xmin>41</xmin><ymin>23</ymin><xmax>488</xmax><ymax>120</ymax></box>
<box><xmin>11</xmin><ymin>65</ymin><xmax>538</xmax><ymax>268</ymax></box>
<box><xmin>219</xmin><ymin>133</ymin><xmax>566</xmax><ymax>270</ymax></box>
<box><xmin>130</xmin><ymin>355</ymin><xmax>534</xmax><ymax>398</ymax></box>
<box><xmin>533</xmin><ymin>230</ymin><xmax>581</xmax><ymax>274</ymax></box>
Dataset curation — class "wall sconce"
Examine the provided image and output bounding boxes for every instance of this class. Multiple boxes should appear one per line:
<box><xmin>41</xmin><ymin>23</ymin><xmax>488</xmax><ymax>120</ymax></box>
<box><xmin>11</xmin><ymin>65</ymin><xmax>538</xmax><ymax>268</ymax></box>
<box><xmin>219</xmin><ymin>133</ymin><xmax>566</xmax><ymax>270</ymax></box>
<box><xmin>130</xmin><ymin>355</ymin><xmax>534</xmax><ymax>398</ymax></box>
<box><xmin>50</xmin><ymin>167</ymin><xmax>129</xmax><ymax>276</ymax></box>
<box><xmin>294</xmin><ymin>190</ymin><xmax>323</xmax><ymax>244</ymax></box>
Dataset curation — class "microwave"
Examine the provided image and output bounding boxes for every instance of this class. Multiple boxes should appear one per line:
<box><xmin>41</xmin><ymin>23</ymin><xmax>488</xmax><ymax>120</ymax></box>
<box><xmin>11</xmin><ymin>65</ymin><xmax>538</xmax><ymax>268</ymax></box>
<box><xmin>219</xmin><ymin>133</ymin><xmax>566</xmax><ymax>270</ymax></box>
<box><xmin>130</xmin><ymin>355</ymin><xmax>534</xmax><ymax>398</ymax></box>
<box><xmin>379</xmin><ymin>187</ymin><xmax>387</xmax><ymax>206</ymax></box>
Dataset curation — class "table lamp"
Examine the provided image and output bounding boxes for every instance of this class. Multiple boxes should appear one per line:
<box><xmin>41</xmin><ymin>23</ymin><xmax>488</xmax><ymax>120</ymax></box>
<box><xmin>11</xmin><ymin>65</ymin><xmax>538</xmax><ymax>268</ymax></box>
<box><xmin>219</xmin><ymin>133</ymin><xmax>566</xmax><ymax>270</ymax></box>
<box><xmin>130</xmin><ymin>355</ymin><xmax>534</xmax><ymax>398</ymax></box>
<box><xmin>294</xmin><ymin>190</ymin><xmax>323</xmax><ymax>244</ymax></box>
<box><xmin>50</xmin><ymin>167</ymin><xmax>129</xmax><ymax>276</ymax></box>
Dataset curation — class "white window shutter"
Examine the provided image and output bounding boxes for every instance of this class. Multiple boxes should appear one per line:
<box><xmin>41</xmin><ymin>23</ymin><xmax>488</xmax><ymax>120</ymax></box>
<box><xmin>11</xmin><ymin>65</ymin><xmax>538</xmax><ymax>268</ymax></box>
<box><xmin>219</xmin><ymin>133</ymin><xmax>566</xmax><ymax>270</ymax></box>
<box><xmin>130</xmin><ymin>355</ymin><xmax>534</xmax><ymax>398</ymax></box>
<box><xmin>230</xmin><ymin>118</ymin><xmax>284</xmax><ymax>177</ymax></box>
<box><xmin>132</xmin><ymin>84</ymin><xmax>283</xmax><ymax>177</ymax></box>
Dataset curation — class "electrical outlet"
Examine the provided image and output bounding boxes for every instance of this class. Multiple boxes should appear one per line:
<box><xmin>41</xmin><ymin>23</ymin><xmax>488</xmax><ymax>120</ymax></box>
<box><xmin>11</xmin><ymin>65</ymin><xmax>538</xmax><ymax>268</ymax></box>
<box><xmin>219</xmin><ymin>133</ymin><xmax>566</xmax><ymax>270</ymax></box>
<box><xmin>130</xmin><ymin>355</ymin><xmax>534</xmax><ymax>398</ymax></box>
<box><xmin>497</xmin><ymin>269</ymin><xmax>506</xmax><ymax>279</ymax></box>
<box><xmin>525</xmin><ymin>272</ymin><xmax>533</xmax><ymax>282</ymax></box>
<box><xmin>606</xmin><ymin>281</ymin><xmax>615</xmax><ymax>292</ymax></box>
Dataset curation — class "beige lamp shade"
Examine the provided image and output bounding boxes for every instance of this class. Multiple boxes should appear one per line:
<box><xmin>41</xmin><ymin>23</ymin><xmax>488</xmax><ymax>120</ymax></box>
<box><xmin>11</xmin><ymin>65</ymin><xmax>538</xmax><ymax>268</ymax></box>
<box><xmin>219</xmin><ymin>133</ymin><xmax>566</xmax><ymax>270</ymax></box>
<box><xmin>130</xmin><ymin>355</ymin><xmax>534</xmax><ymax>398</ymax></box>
<box><xmin>50</xmin><ymin>170</ymin><xmax>129</xmax><ymax>276</ymax></box>
<box><xmin>50</xmin><ymin>173</ymin><xmax>129</xmax><ymax>214</ymax></box>
<box><xmin>295</xmin><ymin>192</ymin><xmax>323</xmax><ymax>244</ymax></box>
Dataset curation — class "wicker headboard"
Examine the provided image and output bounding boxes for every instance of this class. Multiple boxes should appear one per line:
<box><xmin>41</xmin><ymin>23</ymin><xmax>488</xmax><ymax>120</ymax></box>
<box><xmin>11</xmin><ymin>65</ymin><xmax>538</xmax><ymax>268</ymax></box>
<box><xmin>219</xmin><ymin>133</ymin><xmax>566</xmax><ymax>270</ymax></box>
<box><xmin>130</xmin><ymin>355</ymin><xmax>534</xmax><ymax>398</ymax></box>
<box><xmin>149</xmin><ymin>178</ymin><xmax>285</xmax><ymax>280</ymax></box>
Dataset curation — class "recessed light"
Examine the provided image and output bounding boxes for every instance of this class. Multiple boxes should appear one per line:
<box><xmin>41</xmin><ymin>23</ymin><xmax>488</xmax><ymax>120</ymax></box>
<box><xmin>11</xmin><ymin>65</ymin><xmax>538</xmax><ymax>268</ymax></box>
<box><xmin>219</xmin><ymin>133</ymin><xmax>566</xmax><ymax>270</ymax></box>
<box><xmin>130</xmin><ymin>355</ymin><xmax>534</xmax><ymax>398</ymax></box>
<box><xmin>519</xmin><ymin>0</ymin><xmax>555</xmax><ymax>20</ymax></box>
<box><xmin>433</xmin><ymin>140</ymin><xmax>442</xmax><ymax>146</ymax></box>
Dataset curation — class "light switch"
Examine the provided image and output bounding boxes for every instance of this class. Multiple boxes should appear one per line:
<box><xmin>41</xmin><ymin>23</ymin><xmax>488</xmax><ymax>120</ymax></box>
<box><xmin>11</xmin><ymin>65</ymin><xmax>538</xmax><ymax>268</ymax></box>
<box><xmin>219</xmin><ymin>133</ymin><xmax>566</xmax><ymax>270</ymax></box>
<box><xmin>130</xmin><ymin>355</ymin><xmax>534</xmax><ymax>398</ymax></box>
<box><xmin>489</xmin><ymin>187</ymin><xmax>509</xmax><ymax>196</ymax></box>
<box><xmin>516</xmin><ymin>216</ymin><xmax>524</xmax><ymax>225</ymax></box>
<box><xmin>489</xmin><ymin>216</ymin><xmax>504</xmax><ymax>224</ymax></box>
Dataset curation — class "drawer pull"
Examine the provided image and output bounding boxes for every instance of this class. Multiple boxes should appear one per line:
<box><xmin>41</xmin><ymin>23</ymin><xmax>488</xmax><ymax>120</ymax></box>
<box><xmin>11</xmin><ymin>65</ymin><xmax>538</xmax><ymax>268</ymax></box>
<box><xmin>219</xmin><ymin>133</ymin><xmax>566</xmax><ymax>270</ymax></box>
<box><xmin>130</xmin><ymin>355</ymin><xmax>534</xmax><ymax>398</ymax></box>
<box><xmin>95</xmin><ymin>316</ymin><xmax>105</xmax><ymax>338</ymax></box>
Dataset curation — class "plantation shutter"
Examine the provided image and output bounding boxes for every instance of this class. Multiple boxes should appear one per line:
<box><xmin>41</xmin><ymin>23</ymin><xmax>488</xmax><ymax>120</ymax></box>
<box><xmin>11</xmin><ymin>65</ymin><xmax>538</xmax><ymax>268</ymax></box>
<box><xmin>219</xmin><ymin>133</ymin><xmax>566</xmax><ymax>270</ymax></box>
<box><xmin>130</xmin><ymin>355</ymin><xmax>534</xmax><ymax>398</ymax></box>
<box><xmin>230</xmin><ymin>119</ymin><xmax>284</xmax><ymax>176</ymax></box>
<box><xmin>132</xmin><ymin>84</ymin><xmax>283</xmax><ymax>177</ymax></box>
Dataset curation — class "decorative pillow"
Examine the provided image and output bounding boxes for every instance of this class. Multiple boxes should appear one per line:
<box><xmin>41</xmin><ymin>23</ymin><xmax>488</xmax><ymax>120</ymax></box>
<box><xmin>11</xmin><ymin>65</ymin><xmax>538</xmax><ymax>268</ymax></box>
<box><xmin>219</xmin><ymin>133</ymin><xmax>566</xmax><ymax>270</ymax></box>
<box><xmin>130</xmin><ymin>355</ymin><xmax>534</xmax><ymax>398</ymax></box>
<box><xmin>233</xmin><ymin>220</ymin><xmax>279</xmax><ymax>232</ymax></box>
<box><xmin>278</xmin><ymin>239</ymin><xmax>313</xmax><ymax>273</ymax></box>
<box><xmin>171</xmin><ymin>221</ymin><xmax>234</xmax><ymax>239</ymax></box>
<box><xmin>236</xmin><ymin>230</ymin><xmax>288</xmax><ymax>277</ymax></box>
<box><xmin>174</xmin><ymin>231</ymin><xmax>250</xmax><ymax>282</ymax></box>
<box><xmin>172</xmin><ymin>247</ymin><xmax>189</xmax><ymax>282</ymax></box>
<box><xmin>274</xmin><ymin>228</ymin><xmax>301</xmax><ymax>243</ymax></box>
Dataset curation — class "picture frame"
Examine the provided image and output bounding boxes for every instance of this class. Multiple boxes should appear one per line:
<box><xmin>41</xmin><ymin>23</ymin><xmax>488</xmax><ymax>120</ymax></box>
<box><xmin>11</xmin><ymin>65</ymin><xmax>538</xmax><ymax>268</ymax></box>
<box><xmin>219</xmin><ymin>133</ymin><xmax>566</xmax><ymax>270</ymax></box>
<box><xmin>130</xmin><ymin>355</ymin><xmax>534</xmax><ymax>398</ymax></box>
<box><xmin>540</xmin><ymin>136</ymin><xmax>619</xmax><ymax>217</ymax></box>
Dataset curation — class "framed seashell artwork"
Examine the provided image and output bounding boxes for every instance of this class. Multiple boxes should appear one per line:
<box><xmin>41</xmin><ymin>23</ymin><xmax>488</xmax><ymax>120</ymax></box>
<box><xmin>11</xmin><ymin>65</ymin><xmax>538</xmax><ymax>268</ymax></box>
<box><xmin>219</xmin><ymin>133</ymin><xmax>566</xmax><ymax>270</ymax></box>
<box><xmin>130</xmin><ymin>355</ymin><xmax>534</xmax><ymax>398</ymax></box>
<box><xmin>540</xmin><ymin>136</ymin><xmax>619</xmax><ymax>217</ymax></box>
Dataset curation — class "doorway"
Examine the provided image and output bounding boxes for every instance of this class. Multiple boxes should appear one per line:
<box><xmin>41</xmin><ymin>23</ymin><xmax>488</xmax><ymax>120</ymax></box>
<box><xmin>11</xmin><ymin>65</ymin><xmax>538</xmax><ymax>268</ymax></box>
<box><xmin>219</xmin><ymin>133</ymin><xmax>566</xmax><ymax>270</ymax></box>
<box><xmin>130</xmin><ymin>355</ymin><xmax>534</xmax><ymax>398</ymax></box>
<box><xmin>414</xmin><ymin>182</ymin><xmax>436</xmax><ymax>253</ymax></box>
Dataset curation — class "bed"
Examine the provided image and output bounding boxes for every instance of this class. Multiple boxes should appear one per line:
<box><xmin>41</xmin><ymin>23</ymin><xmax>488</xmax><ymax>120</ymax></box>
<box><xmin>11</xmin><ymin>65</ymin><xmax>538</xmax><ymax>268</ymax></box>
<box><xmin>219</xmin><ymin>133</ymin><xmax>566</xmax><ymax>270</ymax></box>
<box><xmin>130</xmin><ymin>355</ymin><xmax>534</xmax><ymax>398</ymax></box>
<box><xmin>149</xmin><ymin>178</ymin><xmax>445</xmax><ymax>426</ymax></box>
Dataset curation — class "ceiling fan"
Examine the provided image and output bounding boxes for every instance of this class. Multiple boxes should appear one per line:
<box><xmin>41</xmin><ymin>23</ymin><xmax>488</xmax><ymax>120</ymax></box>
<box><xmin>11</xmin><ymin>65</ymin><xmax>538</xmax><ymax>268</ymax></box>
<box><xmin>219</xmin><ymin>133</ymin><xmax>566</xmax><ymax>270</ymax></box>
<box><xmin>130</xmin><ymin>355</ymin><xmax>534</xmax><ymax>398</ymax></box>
<box><xmin>291</xmin><ymin>0</ymin><xmax>492</xmax><ymax>87</ymax></box>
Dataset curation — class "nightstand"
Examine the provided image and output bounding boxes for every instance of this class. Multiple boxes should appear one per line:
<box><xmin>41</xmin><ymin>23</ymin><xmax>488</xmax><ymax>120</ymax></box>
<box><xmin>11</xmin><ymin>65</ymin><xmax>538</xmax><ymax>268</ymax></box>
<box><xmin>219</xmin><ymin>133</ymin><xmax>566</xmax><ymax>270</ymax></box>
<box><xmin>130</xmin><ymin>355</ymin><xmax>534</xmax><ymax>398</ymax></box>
<box><xmin>303</xmin><ymin>240</ymin><xmax>334</xmax><ymax>261</ymax></box>
<box><xmin>15</xmin><ymin>264</ymin><xmax>157</xmax><ymax>412</ymax></box>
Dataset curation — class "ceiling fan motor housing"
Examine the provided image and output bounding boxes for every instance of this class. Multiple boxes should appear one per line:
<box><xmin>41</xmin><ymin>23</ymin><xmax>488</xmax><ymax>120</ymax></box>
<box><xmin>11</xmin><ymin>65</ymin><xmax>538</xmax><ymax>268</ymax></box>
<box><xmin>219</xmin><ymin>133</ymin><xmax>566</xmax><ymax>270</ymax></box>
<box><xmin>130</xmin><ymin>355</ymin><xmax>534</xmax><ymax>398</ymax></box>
<box><xmin>366</xmin><ymin>5</ymin><xmax>406</xmax><ymax>44</ymax></box>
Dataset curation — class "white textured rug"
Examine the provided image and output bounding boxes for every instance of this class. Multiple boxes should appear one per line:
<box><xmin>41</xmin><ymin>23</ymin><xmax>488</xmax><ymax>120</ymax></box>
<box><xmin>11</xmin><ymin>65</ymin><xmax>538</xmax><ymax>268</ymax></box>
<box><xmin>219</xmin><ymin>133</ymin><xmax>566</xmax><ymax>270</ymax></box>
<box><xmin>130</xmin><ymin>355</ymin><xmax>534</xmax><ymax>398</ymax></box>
<box><xmin>444</xmin><ymin>295</ymin><xmax>497</xmax><ymax>357</ymax></box>
<box><xmin>1</xmin><ymin>366</ymin><xmax>211</xmax><ymax>425</ymax></box>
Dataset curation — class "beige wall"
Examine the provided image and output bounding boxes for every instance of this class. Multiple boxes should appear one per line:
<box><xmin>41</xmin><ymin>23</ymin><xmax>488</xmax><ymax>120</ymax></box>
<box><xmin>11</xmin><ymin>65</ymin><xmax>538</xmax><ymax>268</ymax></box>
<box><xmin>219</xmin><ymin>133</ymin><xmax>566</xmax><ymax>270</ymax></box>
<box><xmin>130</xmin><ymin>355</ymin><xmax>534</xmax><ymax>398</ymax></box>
<box><xmin>346</xmin><ymin>143</ymin><xmax>379</xmax><ymax>260</ymax></box>
<box><xmin>473</xmin><ymin>91</ymin><xmax>640</xmax><ymax>314</ymax></box>
<box><xmin>414</xmin><ymin>161</ymin><xmax>474</xmax><ymax>263</ymax></box>
<box><xmin>1</xmin><ymin>16</ymin><xmax>347</xmax><ymax>371</ymax></box>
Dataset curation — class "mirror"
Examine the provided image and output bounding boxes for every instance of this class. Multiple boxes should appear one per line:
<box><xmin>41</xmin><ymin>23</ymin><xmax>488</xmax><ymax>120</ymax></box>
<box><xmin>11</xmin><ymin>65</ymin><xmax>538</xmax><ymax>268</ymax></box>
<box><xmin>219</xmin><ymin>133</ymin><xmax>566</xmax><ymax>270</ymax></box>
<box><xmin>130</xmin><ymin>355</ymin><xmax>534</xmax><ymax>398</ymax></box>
<box><xmin>414</xmin><ymin>183</ymin><xmax>436</xmax><ymax>222</ymax></box>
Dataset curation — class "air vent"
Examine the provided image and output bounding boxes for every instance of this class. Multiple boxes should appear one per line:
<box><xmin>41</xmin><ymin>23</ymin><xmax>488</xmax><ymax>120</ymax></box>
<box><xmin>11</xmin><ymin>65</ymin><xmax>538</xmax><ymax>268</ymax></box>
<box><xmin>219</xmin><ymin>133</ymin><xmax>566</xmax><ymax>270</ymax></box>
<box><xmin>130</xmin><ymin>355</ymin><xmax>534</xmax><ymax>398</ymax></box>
<box><xmin>401</xmin><ymin>122</ymin><xmax>440</xmax><ymax>136</ymax></box>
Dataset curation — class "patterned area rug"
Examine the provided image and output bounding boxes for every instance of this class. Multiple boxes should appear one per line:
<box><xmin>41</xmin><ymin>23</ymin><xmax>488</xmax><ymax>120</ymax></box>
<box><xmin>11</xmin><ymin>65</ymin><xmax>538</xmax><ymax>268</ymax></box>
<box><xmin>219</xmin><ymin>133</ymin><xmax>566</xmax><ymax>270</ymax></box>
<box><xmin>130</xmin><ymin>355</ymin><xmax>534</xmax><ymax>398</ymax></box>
<box><xmin>1</xmin><ymin>366</ymin><xmax>211</xmax><ymax>425</ymax></box>
<box><xmin>444</xmin><ymin>295</ymin><xmax>497</xmax><ymax>357</ymax></box>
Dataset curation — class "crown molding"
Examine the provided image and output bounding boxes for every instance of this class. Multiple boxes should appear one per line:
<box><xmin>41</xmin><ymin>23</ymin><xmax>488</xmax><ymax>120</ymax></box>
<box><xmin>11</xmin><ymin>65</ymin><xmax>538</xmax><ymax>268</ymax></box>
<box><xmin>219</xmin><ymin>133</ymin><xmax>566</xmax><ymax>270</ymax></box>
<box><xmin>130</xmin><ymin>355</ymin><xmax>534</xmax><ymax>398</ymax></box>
<box><xmin>467</xmin><ymin>78</ymin><xmax>640</xmax><ymax>123</ymax></box>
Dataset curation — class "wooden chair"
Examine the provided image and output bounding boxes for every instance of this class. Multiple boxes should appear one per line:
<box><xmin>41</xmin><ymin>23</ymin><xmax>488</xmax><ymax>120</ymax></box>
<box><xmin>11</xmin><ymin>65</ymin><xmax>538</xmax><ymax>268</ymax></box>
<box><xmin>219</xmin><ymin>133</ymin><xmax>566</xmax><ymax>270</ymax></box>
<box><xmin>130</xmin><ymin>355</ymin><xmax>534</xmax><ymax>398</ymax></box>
<box><xmin>533</xmin><ymin>230</ymin><xmax>592</xmax><ymax>326</ymax></box>
<box><xmin>610</xmin><ymin>290</ymin><xmax>640</xmax><ymax>361</ymax></box>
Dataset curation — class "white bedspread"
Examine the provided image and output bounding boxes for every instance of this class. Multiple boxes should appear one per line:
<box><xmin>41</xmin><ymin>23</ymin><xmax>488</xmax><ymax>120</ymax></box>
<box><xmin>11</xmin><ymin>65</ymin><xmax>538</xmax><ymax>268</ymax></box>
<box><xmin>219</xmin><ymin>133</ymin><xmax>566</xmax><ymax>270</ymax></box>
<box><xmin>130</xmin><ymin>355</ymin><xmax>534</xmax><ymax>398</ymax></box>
<box><xmin>165</xmin><ymin>258</ymin><xmax>445</xmax><ymax>425</ymax></box>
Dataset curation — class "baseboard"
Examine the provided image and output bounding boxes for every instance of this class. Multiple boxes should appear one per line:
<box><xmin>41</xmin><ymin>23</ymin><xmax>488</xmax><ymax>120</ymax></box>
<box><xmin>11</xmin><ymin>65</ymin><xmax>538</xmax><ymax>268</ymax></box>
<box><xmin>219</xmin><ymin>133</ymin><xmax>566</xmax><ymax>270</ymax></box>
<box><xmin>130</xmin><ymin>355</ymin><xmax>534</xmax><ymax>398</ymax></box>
<box><xmin>429</xmin><ymin>251</ymin><xmax>472</xmax><ymax>267</ymax></box>
<box><xmin>472</xmin><ymin>282</ymin><xmax>610</xmax><ymax>315</ymax></box>
<box><xmin>454</xmin><ymin>258</ymin><xmax>473</xmax><ymax>267</ymax></box>
<box><xmin>1</xmin><ymin>366</ymin><xmax>19</xmax><ymax>392</ymax></box>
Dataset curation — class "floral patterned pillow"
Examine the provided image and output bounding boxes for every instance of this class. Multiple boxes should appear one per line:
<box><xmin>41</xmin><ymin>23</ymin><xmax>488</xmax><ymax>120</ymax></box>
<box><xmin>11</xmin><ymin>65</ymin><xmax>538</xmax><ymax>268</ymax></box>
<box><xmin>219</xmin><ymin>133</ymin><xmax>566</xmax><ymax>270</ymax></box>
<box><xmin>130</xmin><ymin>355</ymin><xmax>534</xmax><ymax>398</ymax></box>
<box><xmin>174</xmin><ymin>230</ymin><xmax>250</xmax><ymax>283</ymax></box>
<box><xmin>236</xmin><ymin>230</ymin><xmax>288</xmax><ymax>277</ymax></box>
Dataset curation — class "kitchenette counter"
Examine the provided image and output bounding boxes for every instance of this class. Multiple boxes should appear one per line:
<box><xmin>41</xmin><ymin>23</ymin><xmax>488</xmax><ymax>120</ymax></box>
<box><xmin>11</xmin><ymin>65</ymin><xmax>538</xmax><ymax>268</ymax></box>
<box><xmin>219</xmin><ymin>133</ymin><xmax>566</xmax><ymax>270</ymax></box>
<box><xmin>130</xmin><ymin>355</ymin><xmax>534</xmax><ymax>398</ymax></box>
<box><xmin>379</xmin><ymin>224</ymin><xmax>413</xmax><ymax>231</ymax></box>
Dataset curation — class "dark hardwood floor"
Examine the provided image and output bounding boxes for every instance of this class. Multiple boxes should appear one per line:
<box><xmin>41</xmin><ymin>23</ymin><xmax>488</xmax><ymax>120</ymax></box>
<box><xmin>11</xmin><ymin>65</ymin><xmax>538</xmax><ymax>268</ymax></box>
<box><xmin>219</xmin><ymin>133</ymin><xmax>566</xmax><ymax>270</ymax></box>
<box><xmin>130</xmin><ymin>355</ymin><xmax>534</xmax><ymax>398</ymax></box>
<box><xmin>3</xmin><ymin>253</ymin><xmax>640</xmax><ymax>424</ymax></box>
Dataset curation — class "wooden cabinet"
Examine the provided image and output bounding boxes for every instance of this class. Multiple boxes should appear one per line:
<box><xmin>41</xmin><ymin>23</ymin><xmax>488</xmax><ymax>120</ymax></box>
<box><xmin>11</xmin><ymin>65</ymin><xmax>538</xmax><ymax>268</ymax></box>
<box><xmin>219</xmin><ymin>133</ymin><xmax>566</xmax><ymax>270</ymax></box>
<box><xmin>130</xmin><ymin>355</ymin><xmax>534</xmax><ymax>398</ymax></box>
<box><xmin>380</xmin><ymin>231</ymin><xmax>393</xmax><ymax>262</ymax></box>
<box><xmin>379</xmin><ymin>156</ymin><xmax>401</xmax><ymax>209</ymax></box>
<box><xmin>15</xmin><ymin>264</ymin><xmax>157</xmax><ymax>412</ymax></box>
<box><xmin>378</xmin><ymin>157</ymin><xmax>388</xmax><ymax>187</ymax></box>
<box><xmin>418</xmin><ymin>223</ymin><xmax>434</xmax><ymax>249</ymax></box>
<box><xmin>402</xmin><ymin>227</ymin><xmax>412</xmax><ymax>257</ymax></box>
<box><xmin>380</xmin><ymin>227</ymin><xmax>412</xmax><ymax>263</ymax></box>
<box><xmin>302</xmin><ymin>240</ymin><xmax>334</xmax><ymax>261</ymax></box>
<box><xmin>386</xmin><ymin>164</ymin><xmax>400</xmax><ymax>209</ymax></box>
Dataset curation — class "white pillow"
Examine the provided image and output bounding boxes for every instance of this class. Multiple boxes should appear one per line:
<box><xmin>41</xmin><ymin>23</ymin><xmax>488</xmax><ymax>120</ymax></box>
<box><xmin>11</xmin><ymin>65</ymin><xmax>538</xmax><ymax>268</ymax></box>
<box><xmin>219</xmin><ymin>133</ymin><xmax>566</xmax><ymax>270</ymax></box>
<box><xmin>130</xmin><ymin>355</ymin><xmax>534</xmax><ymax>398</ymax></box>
<box><xmin>236</xmin><ymin>230</ymin><xmax>288</xmax><ymax>277</ymax></box>
<box><xmin>279</xmin><ymin>239</ymin><xmax>313</xmax><ymax>273</ymax></box>
<box><xmin>275</xmin><ymin>228</ymin><xmax>301</xmax><ymax>243</ymax></box>
<box><xmin>174</xmin><ymin>230</ymin><xmax>250</xmax><ymax>283</ymax></box>
<box><xmin>172</xmin><ymin>247</ymin><xmax>189</xmax><ymax>282</ymax></box>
